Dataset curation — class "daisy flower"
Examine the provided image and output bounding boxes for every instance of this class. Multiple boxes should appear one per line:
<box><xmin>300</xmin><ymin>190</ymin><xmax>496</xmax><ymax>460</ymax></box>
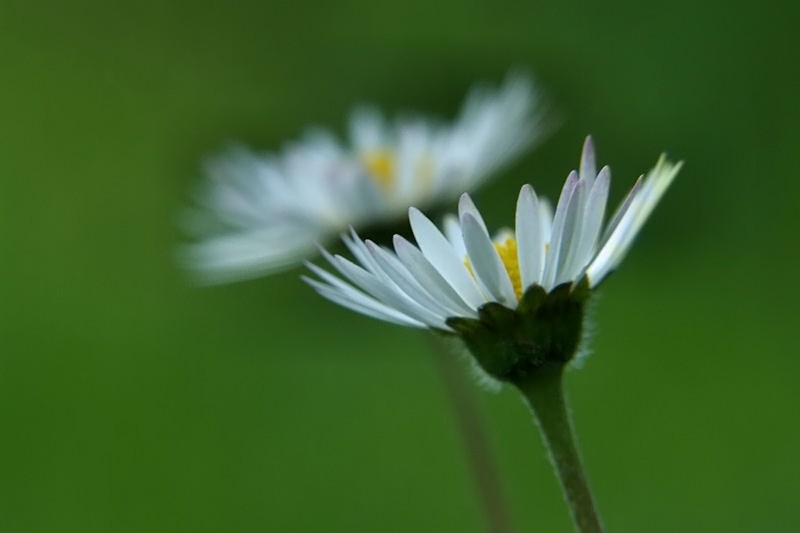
<box><xmin>304</xmin><ymin>137</ymin><xmax>681</xmax><ymax>379</ymax></box>
<box><xmin>183</xmin><ymin>73</ymin><xmax>544</xmax><ymax>283</ymax></box>
<box><xmin>305</xmin><ymin>136</ymin><xmax>681</xmax><ymax>532</ymax></box>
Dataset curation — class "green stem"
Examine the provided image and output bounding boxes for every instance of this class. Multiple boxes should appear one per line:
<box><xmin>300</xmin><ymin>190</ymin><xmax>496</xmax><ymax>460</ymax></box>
<box><xmin>515</xmin><ymin>365</ymin><xmax>603</xmax><ymax>533</ymax></box>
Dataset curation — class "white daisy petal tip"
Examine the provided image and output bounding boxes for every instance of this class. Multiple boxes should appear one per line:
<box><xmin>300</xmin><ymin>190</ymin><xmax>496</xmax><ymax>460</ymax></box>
<box><xmin>596</xmin><ymin>165</ymin><xmax>611</xmax><ymax>182</ymax></box>
<box><xmin>391</xmin><ymin>233</ymin><xmax>408</xmax><ymax>250</ymax></box>
<box><xmin>580</xmin><ymin>135</ymin><xmax>596</xmax><ymax>180</ymax></box>
<box><xmin>458</xmin><ymin>192</ymin><xmax>473</xmax><ymax>211</ymax></box>
<box><xmin>457</xmin><ymin>193</ymin><xmax>491</xmax><ymax>233</ymax></box>
<box><xmin>519</xmin><ymin>183</ymin><xmax>535</xmax><ymax>197</ymax></box>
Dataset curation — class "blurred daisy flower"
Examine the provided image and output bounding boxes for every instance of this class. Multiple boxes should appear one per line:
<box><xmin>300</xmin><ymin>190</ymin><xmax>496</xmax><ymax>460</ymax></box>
<box><xmin>182</xmin><ymin>73</ymin><xmax>544</xmax><ymax>283</ymax></box>
<box><xmin>304</xmin><ymin>137</ymin><xmax>681</xmax><ymax>380</ymax></box>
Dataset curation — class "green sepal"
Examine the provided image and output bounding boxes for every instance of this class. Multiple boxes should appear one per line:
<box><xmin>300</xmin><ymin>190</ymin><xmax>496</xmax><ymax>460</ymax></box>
<box><xmin>445</xmin><ymin>279</ymin><xmax>591</xmax><ymax>385</ymax></box>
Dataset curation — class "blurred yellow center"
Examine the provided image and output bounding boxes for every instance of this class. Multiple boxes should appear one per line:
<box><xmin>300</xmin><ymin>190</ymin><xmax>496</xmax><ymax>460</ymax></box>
<box><xmin>362</xmin><ymin>150</ymin><xmax>395</xmax><ymax>188</ymax></box>
<box><xmin>465</xmin><ymin>237</ymin><xmax>523</xmax><ymax>300</ymax></box>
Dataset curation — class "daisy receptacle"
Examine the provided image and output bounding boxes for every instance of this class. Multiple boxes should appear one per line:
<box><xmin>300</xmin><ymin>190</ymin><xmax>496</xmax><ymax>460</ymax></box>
<box><xmin>305</xmin><ymin>137</ymin><xmax>682</xmax><ymax>532</ymax></box>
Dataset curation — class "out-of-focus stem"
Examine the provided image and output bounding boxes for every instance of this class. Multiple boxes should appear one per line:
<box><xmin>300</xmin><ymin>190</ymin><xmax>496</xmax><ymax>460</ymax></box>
<box><xmin>430</xmin><ymin>336</ymin><xmax>514</xmax><ymax>533</ymax></box>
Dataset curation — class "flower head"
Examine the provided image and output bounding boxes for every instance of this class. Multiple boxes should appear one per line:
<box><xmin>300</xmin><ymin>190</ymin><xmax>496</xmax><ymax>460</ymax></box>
<box><xmin>305</xmin><ymin>138</ymin><xmax>681</xmax><ymax>382</ymax></box>
<box><xmin>182</xmin><ymin>73</ymin><xmax>544</xmax><ymax>283</ymax></box>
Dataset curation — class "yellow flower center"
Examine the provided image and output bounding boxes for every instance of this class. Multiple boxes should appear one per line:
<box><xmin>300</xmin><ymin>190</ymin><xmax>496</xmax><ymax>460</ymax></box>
<box><xmin>465</xmin><ymin>237</ymin><xmax>523</xmax><ymax>301</ymax></box>
<box><xmin>362</xmin><ymin>150</ymin><xmax>395</xmax><ymax>189</ymax></box>
<box><xmin>496</xmin><ymin>238</ymin><xmax>523</xmax><ymax>300</ymax></box>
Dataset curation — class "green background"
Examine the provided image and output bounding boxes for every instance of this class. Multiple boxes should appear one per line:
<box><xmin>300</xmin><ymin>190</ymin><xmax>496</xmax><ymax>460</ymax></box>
<box><xmin>2</xmin><ymin>0</ymin><xmax>798</xmax><ymax>531</ymax></box>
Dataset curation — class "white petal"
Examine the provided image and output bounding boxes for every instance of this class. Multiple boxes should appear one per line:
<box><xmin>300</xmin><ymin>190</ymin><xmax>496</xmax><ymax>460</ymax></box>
<box><xmin>584</xmin><ymin>203</ymin><xmax>640</xmax><ymax>287</ymax></box>
<box><xmin>181</xmin><ymin>226</ymin><xmax>320</xmax><ymax>284</ymax></box>
<box><xmin>579</xmin><ymin>136</ymin><xmax>597</xmax><ymax>184</ymax></box>
<box><xmin>563</xmin><ymin>166</ymin><xmax>611</xmax><ymax>280</ymax></box>
<box><xmin>586</xmin><ymin>157</ymin><xmax>681</xmax><ymax>286</ymax></box>
<box><xmin>349</xmin><ymin>106</ymin><xmax>386</xmax><ymax>152</ymax></box>
<box><xmin>393</xmin><ymin>235</ymin><xmax>477</xmax><ymax>317</ymax></box>
<box><xmin>305</xmin><ymin>262</ymin><xmax>423</xmax><ymax>326</ymax></box>
<box><xmin>303</xmin><ymin>275</ymin><xmax>424</xmax><ymax>328</ymax></box>
<box><xmin>306</xmin><ymin>260</ymin><xmax>368</xmax><ymax>296</ymax></box>
<box><xmin>458</xmin><ymin>193</ymin><xmax>489</xmax><ymax>234</ymax></box>
<box><xmin>541</xmin><ymin>172</ymin><xmax>578</xmax><ymax>289</ymax></box>
<box><xmin>443</xmin><ymin>214</ymin><xmax>467</xmax><ymax>259</ymax></box>
<box><xmin>312</xmin><ymin>246</ymin><xmax>376</xmax><ymax>296</ymax></box>
<box><xmin>333</xmin><ymin>255</ymin><xmax>447</xmax><ymax>328</ymax></box>
<box><xmin>342</xmin><ymin>227</ymin><xmax>385</xmax><ymax>278</ymax></box>
<box><xmin>408</xmin><ymin>207</ymin><xmax>486</xmax><ymax>308</ymax></box>
<box><xmin>553</xmin><ymin>179</ymin><xmax>587</xmax><ymax>286</ymax></box>
<box><xmin>461</xmin><ymin>213</ymin><xmax>518</xmax><ymax>305</ymax></box>
<box><xmin>438</xmin><ymin>73</ymin><xmax>540</xmax><ymax>192</ymax></box>
<box><xmin>538</xmin><ymin>198</ymin><xmax>553</xmax><ymax>241</ymax></box>
<box><xmin>319</xmin><ymin>245</ymin><xmax>397</xmax><ymax>305</ymax></box>
<box><xmin>393</xmin><ymin>121</ymin><xmax>431</xmax><ymax>201</ymax></box>
<box><xmin>493</xmin><ymin>227</ymin><xmax>515</xmax><ymax>242</ymax></box>
<box><xmin>599</xmin><ymin>175</ymin><xmax>643</xmax><ymax>246</ymax></box>
<box><xmin>365</xmin><ymin>240</ymin><xmax>462</xmax><ymax>318</ymax></box>
<box><xmin>515</xmin><ymin>184</ymin><xmax>543</xmax><ymax>289</ymax></box>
